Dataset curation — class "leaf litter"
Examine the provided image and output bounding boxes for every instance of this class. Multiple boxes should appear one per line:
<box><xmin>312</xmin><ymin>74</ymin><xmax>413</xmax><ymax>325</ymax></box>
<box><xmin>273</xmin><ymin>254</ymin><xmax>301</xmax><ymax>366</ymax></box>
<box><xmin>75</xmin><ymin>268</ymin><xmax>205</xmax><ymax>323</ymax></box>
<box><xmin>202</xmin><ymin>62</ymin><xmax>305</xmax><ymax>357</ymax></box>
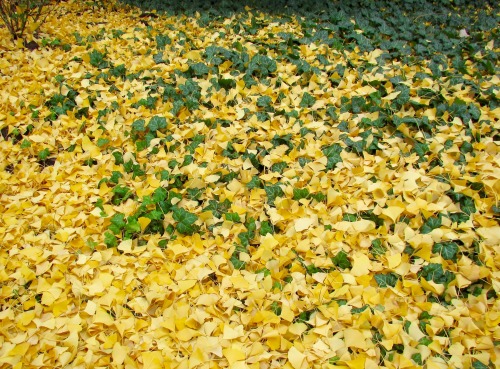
<box><xmin>0</xmin><ymin>1</ymin><xmax>499</xmax><ymax>368</ymax></box>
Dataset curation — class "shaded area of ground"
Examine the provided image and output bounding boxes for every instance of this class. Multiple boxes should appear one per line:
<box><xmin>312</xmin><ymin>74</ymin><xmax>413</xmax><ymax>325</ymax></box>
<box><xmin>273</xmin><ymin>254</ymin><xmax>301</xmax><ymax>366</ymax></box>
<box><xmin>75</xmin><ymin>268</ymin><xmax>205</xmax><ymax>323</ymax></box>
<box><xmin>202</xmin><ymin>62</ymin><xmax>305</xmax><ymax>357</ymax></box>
<box><xmin>118</xmin><ymin>0</ymin><xmax>499</xmax><ymax>63</ymax></box>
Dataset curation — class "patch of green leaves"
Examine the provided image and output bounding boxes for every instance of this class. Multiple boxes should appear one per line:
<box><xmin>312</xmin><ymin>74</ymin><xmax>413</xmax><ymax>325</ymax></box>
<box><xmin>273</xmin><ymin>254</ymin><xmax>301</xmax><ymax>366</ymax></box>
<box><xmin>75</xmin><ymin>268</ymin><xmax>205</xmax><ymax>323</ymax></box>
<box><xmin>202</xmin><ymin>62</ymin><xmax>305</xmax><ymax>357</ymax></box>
<box><xmin>420</xmin><ymin>215</ymin><xmax>442</xmax><ymax>234</ymax></box>
<box><xmin>111</xmin><ymin>185</ymin><xmax>134</xmax><ymax>205</ymax></box>
<box><xmin>375</xmin><ymin>273</ymin><xmax>399</xmax><ymax>288</ymax></box>
<box><xmin>447</xmin><ymin>191</ymin><xmax>476</xmax><ymax>217</ymax></box>
<box><xmin>299</xmin><ymin>92</ymin><xmax>316</xmax><ymax>108</ymax></box>
<box><xmin>370</xmin><ymin>239</ymin><xmax>386</xmax><ymax>258</ymax></box>
<box><xmin>332</xmin><ymin>250</ymin><xmax>352</xmax><ymax>269</ymax></box>
<box><xmin>247</xmin><ymin>54</ymin><xmax>277</xmax><ymax>78</ymax></box>
<box><xmin>432</xmin><ymin>242</ymin><xmax>459</xmax><ymax>262</ymax></box>
<box><xmin>89</xmin><ymin>49</ymin><xmax>109</xmax><ymax>69</ymax></box>
<box><xmin>104</xmin><ymin>231</ymin><xmax>117</xmax><ymax>248</ymax></box>
<box><xmin>420</xmin><ymin>263</ymin><xmax>455</xmax><ymax>285</ymax></box>
<box><xmin>293</xmin><ymin>188</ymin><xmax>310</xmax><ymax>201</ymax></box>
<box><xmin>38</xmin><ymin>148</ymin><xmax>50</xmax><ymax>161</ymax></box>
<box><xmin>148</xmin><ymin>116</ymin><xmax>167</xmax><ymax>132</ymax></box>
<box><xmin>264</xmin><ymin>183</ymin><xmax>284</xmax><ymax>206</ymax></box>
<box><xmin>322</xmin><ymin>143</ymin><xmax>343</xmax><ymax>170</ymax></box>
<box><xmin>156</xmin><ymin>34</ymin><xmax>171</xmax><ymax>50</ymax></box>
<box><xmin>172</xmin><ymin>206</ymin><xmax>198</xmax><ymax>235</ymax></box>
<box><xmin>260</xmin><ymin>221</ymin><xmax>274</xmax><ymax>236</ymax></box>
<box><xmin>203</xmin><ymin>198</ymin><xmax>231</xmax><ymax>219</ymax></box>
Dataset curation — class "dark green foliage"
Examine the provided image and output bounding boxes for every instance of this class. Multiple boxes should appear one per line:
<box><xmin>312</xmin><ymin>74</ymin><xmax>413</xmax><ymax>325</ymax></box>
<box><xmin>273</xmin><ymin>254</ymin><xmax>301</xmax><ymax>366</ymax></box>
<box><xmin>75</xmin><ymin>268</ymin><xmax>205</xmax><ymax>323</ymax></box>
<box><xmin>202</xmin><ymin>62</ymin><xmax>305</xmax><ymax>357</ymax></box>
<box><xmin>37</xmin><ymin>148</ymin><xmax>50</xmax><ymax>161</ymax></box>
<box><xmin>203</xmin><ymin>198</ymin><xmax>231</xmax><ymax>218</ymax></box>
<box><xmin>45</xmin><ymin>87</ymin><xmax>78</xmax><ymax>121</ymax></box>
<box><xmin>247</xmin><ymin>54</ymin><xmax>277</xmax><ymax>78</ymax></box>
<box><xmin>299</xmin><ymin>92</ymin><xmax>315</xmax><ymax>108</ymax></box>
<box><xmin>264</xmin><ymin>183</ymin><xmax>284</xmax><ymax>206</ymax></box>
<box><xmin>375</xmin><ymin>273</ymin><xmax>399</xmax><ymax>288</ymax></box>
<box><xmin>293</xmin><ymin>188</ymin><xmax>310</xmax><ymax>201</ymax></box>
<box><xmin>104</xmin><ymin>231</ymin><xmax>117</xmax><ymax>248</ymax></box>
<box><xmin>370</xmin><ymin>239</ymin><xmax>386</xmax><ymax>258</ymax></box>
<box><xmin>322</xmin><ymin>143</ymin><xmax>343</xmax><ymax>170</ymax></box>
<box><xmin>148</xmin><ymin>116</ymin><xmax>167</xmax><ymax>132</ymax></box>
<box><xmin>332</xmin><ymin>250</ymin><xmax>351</xmax><ymax>269</ymax></box>
<box><xmin>432</xmin><ymin>242</ymin><xmax>459</xmax><ymax>261</ymax></box>
<box><xmin>89</xmin><ymin>49</ymin><xmax>109</xmax><ymax>69</ymax></box>
<box><xmin>420</xmin><ymin>263</ymin><xmax>455</xmax><ymax>285</ymax></box>
<box><xmin>156</xmin><ymin>34</ymin><xmax>171</xmax><ymax>50</ymax></box>
<box><xmin>172</xmin><ymin>206</ymin><xmax>198</xmax><ymax>235</ymax></box>
<box><xmin>111</xmin><ymin>185</ymin><xmax>134</xmax><ymax>205</ymax></box>
<box><xmin>260</xmin><ymin>221</ymin><xmax>274</xmax><ymax>236</ymax></box>
<box><xmin>472</xmin><ymin>360</ymin><xmax>489</xmax><ymax>369</ymax></box>
<box><xmin>447</xmin><ymin>191</ymin><xmax>476</xmax><ymax>217</ymax></box>
<box><xmin>420</xmin><ymin>215</ymin><xmax>442</xmax><ymax>234</ymax></box>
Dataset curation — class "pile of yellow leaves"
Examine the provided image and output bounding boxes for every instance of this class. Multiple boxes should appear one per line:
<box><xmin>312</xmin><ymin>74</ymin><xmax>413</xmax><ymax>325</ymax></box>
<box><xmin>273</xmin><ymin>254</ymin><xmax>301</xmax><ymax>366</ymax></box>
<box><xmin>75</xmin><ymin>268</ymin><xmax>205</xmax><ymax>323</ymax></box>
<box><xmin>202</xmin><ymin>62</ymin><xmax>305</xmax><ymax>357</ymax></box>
<box><xmin>0</xmin><ymin>1</ymin><xmax>499</xmax><ymax>368</ymax></box>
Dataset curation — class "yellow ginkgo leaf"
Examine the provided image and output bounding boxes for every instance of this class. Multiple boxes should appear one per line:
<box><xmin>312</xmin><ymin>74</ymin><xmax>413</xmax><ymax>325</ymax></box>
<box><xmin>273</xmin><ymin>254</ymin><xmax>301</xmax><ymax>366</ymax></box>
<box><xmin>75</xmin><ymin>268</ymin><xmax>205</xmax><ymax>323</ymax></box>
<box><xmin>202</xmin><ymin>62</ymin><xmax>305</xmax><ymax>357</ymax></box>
<box><xmin>141</xmin><ymin>351</ymin><xmax>163</xmax><ymax>369</ymax></box>
<box><xmin>288</xmin><ymin>347</ymin><xmax>306</xmax><ymax>369</ymax></box>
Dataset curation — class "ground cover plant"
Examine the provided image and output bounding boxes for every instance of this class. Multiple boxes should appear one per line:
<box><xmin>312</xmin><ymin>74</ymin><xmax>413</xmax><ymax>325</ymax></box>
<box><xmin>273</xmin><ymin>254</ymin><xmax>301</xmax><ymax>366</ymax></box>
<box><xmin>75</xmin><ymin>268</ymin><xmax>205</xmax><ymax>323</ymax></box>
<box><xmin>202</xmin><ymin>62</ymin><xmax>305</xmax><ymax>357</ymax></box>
<box><xmin>0</xmin><ymin>0</ymin><xmax>499</xmax><ymax>367</ymax></box>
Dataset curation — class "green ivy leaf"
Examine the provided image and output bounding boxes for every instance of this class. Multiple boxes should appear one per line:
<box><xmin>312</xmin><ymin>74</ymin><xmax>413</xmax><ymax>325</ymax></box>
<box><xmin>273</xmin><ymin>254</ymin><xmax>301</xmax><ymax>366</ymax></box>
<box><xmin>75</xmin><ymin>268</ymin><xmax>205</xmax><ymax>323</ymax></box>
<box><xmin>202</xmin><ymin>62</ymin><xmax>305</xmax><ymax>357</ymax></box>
<box><xmin>293</xmin><ymin>188</ymin><xmax>310</xmax><ymax>200</ymax></box>
<box><xmin>260</xmin><ymin>221</ymin><xmax>274</xmax><ymax>236</ymax></box>
<box><xmin>104</xmin><ymin>231</ymin><xmax>117</xmax><ymax>248</ymax></box>
<box><xmin>413</xmin><ymin>140</ymin><xmax>429</xmax><ymax>159</ymax></box>
<box><xmin>351</xmin><ymin>305</ymin><xmax>368</xmax><ymax>314</ymax></box>
<box><xmin>271</xmin><ymin>162</ymin><xmax>287</xmax><ymax>173</ymax></box>
<box><xmin>172</xmin><ymin>207</ymin><xmax>198</xmax><ymax>235</ymax></box>
<box><xmin>472</xmin><ymin>360</ymin><xmax>489</xmax><ymax>369</ymax></box>
<box><xmin>186</xmin><ymin>134</ymin><xmax>205</xmax><ymax>154</ymax></box>
<box><xmin>109</xmin><ymin>171</ymin><xmax>122</xmax><ymax>184</ymax></box>
<box><xmin>299</xmin><ymin>92</ymin><xmax>316</xmax><ymax>108</ymax></box>
<box><xmin>264</xmin><ymin>183</ymin><xmax>284</xmax><ymax>206</ymax></box>
<box><xmin>432</xmin><ymin>242</ymin><xmax>459</xmax><ymax>261</ymax></box>
<box><xmin>188</xmin><ymin>62</ymin><xmax>209</xmax><ymax>77</ymax></box>
<box><xmin>97</xmin><ymin>138</ymin><xmax>110</xmax><ymax>147</ymax></box>
<box><xmin>132</xmin><ymin>119</ymin><xmax>146</xmax><ymax>132</ymax></box>
<box><xmin>112</xmin><ymin>151</ymin><xmax>124</xmax><ymax>165</ymax></box>
<box><xmin>418</xmin><ymin>337</ymin><xmax>433</xmax><ymax>346</ymax></box>
<box><xmin>203</xmin><ymin>199</ymin><xmax>231</xmax><ymax>219</ymax></box>
<box><xmin>374</xmin><ymin>273</ymin><xmax>398</xmax><ymax>288</ymax></box>
<box><xmin>247</xmin><ymin>54</ymin><xmax>277</xmax><ymax>78</ymax></box>
<box><xmin>136</xmin><ymin>140</ymin><xmax>148</xmax><ymax>151</ymax></box>
<box><xmin>225</xmin><ymin>212</ymin><xmax>241</xmax><ymax>222</ymax></box>
<box><xmin>420</xmin><ymin>215</ymin><xmax>442</xmax><ymax>234</ymax></box>
<box><xmin>156</xmin><ymin>34</ymin><xmax>171</xmax><ymax>50</ymax></box>
<box><xmin>153</xmin><ymin>52</ymin><xmax>164</xmax><ymax>64</ymax></box>
<box><xmin>420</xmin><ymin>263</ymin><xmax>455</xmax><ymax>285</ymax></box>
<box><xmin>148</xmin><ymin>116</ymin><xmax>167</xmax><ymax>132</ymax></box>
<box><xmin>411</xmin><ymin>354</ymin><xmax>423</xmax><ymax>365</ymax></box>
<box><xmin>152</xmin><ymin>187</ymin><xmax>168</xmax><ymax>203</ymax></box>
<box><xmin>460</xmin><ymin>141</ymin><xmax>473</xmax><ymax>154</ymax></box>
<box><xmin>257</xmin><ymin>95</ymin><xmax>272</xmax><ymax>107</ymax></box>
<box><xmin>38</xmin><ymin>148</ymin><xmax>50</xmax><ymax>161</ymax></box>
<box><xmin>270</xmin><ymin>301</ymin><xmax>281</xmax><ymax>316</ymax></box>
<box><xmin>124</xmin><ymin>217</ymin><xmax>140</xmax><ymax>234</ymax></box>
<box><xmin>20</xmin><ymin>139</ymin><xmax>31</xmax><ymax>149</ymax></box>
<box><xmin>111</xmin><ymin>185</ymin><xmax>133</xmax><ymax>205</ymax></box>
<box><xmin>109</xmin><ymin>213</ymin><xmax>126</xmax><ymax>234</ymax></box>
<box><xmin>218</xmin><ymin>78</ymin><xmax>236</xmax><ymax>90</ymax></box>
<box><xmin>322</xmin><ymin>143</ymin><xmax>343</xmax><ymax>170</ymax></box>
<box><xmin>460</xmin><ymin>196</ymin><xmax>476</xmax><ymax>215</ymax></box>
<box><xmin>332</xmin><ymin>250</ymin><xmax>352</xmax><ymax>269</ymax></box>
<box><xmin>343</xmin><ymin>213</ymin><xmax>357</xmax><ymax>222</ymax></box>
<box><xmin>370</xmin><ymin>239</ymin><xmax>386</xmax><ymax>257</ymax></box>
<box><xmin>89</xmin><ymin>49</ymin><xmax>108</xmax><ymax>69</ymax></box>
<box><xmin>230</xmin><ymin>252</ymin><xmax>246</xmax><ymax>270</ymax></box>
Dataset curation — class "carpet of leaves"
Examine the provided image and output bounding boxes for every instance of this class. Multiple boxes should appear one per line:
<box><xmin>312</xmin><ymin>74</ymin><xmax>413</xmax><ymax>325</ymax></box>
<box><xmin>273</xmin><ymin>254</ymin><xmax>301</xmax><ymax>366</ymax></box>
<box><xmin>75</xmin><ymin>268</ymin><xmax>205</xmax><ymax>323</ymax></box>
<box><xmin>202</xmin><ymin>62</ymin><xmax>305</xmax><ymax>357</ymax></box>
<box><xmin>0</xmin><ymin>1</ymin><xmax>499</xmax><ymax>368</ymax></box>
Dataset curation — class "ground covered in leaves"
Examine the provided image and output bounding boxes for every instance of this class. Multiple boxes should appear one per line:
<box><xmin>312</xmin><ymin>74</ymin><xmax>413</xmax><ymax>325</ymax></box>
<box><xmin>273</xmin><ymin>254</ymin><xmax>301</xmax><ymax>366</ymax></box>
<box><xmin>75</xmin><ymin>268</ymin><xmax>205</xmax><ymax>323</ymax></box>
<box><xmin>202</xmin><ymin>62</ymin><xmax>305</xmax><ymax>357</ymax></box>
<box><xmin>0</xmin><ymin>0</ymin><xmax>499</xmax><ymax>368</ymax></box>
